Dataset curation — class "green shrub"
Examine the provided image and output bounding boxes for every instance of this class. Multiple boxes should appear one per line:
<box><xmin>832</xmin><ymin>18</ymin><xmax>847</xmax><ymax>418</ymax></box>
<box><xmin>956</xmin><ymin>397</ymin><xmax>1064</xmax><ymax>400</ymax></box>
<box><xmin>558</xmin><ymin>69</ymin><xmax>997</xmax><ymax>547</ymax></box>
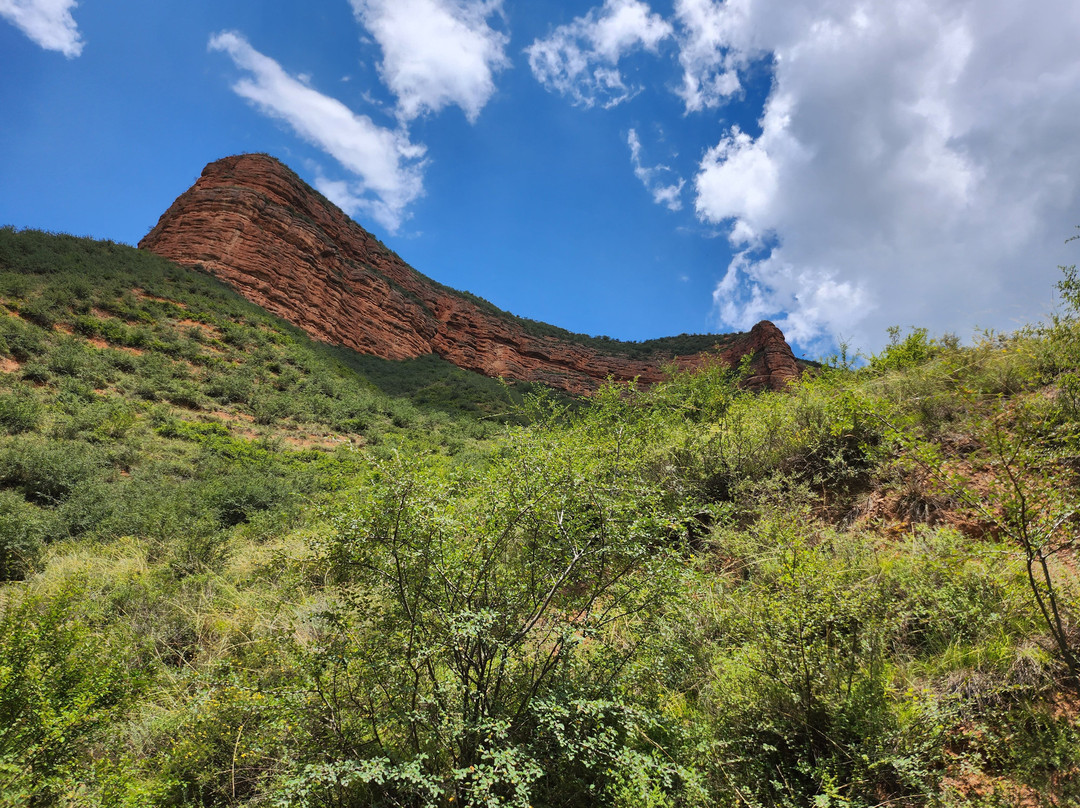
<box><xmin>46</xmin><ymin>337</ymin><xmax>101</xmax><ymax>382</ymax></box>
<box><xmin>17</xmin><ymin>298</ymin><xmax>59</xmax><ymax>329</ymax></box>
<box><xmin>202</xmin><ymin>467</ymin><xmax>294</xmax><ymax>528</ymax></box>
<box><xmin>251</xmin><ymin>391</ymin><xmax>291</xmax><ymax>425</ymax></box>
<box><xmin>102</xmin><ymin>347</ymin><xmax>138</xmax><ymax>374</ymax></box>
<box><xmin>0</xmin><ymin>584</ymin><xmax>135</xmax><ymax>802</ymax></box>
<box><xmin>161</xmin><ymin>522</ymin><xmax>231</xmax><ymax>578</ymax></box>
<box><xmin>50</xmin><ymin>397</ymin><xmax>137</xmax><ymax>443</ymax></box>
<box><xmin>158</xmin><ymin>679</ymin><xmax>291</xmax><ymax>804</ymax></box>
<box><xmin>0</xmin><ymin>271</ymin><xmax>32</xmax><ymax>299</ymax></box>
<box><xmin>885</xmin><ymin>530</ymin><xmax>1034</xmax><ymax>659</ymax></box>
<box><xmin>72</xmin><ymin>313</ymin><xmax>103</xmax><ymax>337</ymax></box>
<box><xmin>0</xmin><ymin>437</ymin><xmax>107</xmax><ymax>506</ymax></box>
<box><xmin>693</xmin><ymin>525</ymin><xmax>931</xmax><ymax>805</ymax></box>
<box><xmin>296</xmin><ymin>419</ymin><xmax>692</xmax><ymax>806</ymax></box>
<box><xmin>164</xmin><ymin>381</ymin><xmax>204</xmax><ymax>409</ymax></box>
<box><xmin>57</xmin><ymin>479</ymin><xmax>121</xmax><ymax>538</ymax></box>
<box><xmin>871</xmin><ymin>326</ymin><xmax>936</xmax><ymax>372</ymax></box>
<box><xmin>0</xmin><ymin>387</ymin><xmax>41</xmax><ymax>434</ymax></box>
<box><xmin>18</xmin><ymin>361</ymin><xmax>51</xmax><ymax>384</ymax></box>
<box><xmin>205</xmin><ymin>369</ymin><xmax>254</xmax><ymax>405</ymax></box>
<box><xmin>0</xmin><ymin>490</ymin><xmax>52</xmax><ymax>580</ymax></box>
<box><xmin>0</xmin><ymin>316</ymin><xmax>45</xmax><ymax>361</ymax></box>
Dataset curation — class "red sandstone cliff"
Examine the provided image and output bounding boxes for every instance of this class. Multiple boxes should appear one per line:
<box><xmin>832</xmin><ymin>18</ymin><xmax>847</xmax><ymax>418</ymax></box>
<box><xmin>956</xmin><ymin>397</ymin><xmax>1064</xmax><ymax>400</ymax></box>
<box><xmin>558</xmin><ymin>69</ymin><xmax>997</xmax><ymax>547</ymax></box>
<box><xmin>139</xmin><ymin>154</ymin><xmax>800</xmax><ymax>394</ymax></box>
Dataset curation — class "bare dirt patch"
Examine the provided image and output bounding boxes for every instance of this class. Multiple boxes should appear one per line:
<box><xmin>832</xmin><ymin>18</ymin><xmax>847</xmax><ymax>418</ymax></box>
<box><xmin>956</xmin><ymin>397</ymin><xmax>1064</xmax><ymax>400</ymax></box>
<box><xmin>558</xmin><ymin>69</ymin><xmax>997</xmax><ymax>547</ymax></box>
<box><xmin>940</xmin><ymin>768</ymin><xmax>1045</xmax><ymax>807</ymax></box>
<box><xmin>200</xmin><ymin>409</ymin><xmax>361</xmax><ymax>451</ymax></box>
<box><xmin>849</xmin><ymin>454</ymin><xmax>1001</xmax><ymax>542</ymax></box>
<box><xmin>175</xmin><ymin>318</ymin><xmax>223</xmax><ymax>340</ymax></box>
<box><xmin>207</xmin><ymin>409</ymin><xmax>254</xmax><ymax>424</ymax></box>
<box><xmin>284</xmin><ymin>431</ymin><xmax>362</xmax><ymax>451</ymax></box>
<box><xmin>133</xmin><ymin>288</ymin><xmax>188</xmax><ymax>308</ymax></box>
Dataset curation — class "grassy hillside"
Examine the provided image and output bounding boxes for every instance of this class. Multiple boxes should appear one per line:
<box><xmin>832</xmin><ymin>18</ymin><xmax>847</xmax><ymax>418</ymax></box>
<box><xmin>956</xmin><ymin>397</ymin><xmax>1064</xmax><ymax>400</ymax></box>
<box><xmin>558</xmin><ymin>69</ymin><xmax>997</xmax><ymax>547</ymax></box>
<box><xmin>0</xmin><ymin>227</ymin><xmax>540</xmax><ymax>578</ymax></box>
<box><xmin>2</xmin><ymin>228</ymin><xmax>1080</xmax><ymax>807</ymax></box>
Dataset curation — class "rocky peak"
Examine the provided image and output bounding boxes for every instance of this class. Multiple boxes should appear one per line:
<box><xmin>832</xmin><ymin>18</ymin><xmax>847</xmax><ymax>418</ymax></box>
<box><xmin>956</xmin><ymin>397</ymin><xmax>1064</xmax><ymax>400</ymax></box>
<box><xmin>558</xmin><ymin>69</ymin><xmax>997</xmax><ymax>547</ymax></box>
<box><xmin>139</xmin><ymin>154</ymin><xmax>801</xmax><ymax>394</ymax></box>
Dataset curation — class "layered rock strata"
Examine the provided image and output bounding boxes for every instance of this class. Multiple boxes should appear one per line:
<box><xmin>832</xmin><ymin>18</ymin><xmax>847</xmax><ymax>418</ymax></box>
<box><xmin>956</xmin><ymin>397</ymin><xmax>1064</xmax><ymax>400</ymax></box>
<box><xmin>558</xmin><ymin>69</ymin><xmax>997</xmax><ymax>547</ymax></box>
<box><xmin>140</xmin><ymin>154</ymin><xmax>801</xmax><ymax>394</ymax></box>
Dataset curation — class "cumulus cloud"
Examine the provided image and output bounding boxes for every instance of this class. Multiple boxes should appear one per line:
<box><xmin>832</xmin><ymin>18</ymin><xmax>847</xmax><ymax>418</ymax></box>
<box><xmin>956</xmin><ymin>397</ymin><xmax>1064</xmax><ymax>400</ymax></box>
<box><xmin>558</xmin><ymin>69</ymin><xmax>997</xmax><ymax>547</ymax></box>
<box><xmin>694</xmin><ymin>124</ymin><xmax>777</xmax><ymax>239</ymax></box>
<box><xmin>527</xmin><ymin>0</ymin><xmax>673</xmax><ymax>108</ymax></box>
<box><xmin>673</xmin><ymin>0</ymin><xmax>752</xmax><ymax>112</ymax></box>
<box><xmin>628</xmin><ymin>129</ymin><xmax>685</xmax><ymax>211</ymax></box>
<box><xmin>0</xmin><ymin>0</ymin><xmax>82</xmax><ymax>57</ymax></box>
<box><xmin>350</xmin><ymin>0</ymin><xmax>509</xmax><ymax>122</ymax></box>
<box><xmin>687</xmin><ymin>0</ymin><xmax>1080</xmax><ymax>352</ymax></box>
<box><xmin>209</xmin><ymin>31</ymin><xmax>426</xmax><ymax>233</ymax></box>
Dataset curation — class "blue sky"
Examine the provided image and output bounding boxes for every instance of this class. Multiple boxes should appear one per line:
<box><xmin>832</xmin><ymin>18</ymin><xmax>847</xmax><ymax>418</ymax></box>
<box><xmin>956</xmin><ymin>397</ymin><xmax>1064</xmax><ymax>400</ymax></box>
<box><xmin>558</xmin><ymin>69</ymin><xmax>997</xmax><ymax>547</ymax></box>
<box><xmin>2</xmin><ymin>0</ymin><xmax>1079</xmax><ymax>357</ymax></box>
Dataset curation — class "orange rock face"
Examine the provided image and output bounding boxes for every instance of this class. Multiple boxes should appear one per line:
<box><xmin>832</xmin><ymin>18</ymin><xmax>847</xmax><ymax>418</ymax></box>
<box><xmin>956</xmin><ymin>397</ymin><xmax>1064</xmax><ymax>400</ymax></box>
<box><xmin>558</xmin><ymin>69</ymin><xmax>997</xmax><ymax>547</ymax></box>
<box><xmin>139</xmin><ymin>154</ymin><xmax>801</xmax><ymax>394</ymax></box>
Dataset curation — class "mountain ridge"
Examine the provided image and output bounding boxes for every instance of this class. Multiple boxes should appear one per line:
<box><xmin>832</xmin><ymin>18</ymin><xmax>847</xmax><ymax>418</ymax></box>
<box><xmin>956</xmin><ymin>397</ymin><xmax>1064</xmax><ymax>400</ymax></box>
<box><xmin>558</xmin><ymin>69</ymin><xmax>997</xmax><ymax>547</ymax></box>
<box><xmin>138</xmin><ymin>154</ymin><xmax>801</xmax><ymax>394</ymax></box>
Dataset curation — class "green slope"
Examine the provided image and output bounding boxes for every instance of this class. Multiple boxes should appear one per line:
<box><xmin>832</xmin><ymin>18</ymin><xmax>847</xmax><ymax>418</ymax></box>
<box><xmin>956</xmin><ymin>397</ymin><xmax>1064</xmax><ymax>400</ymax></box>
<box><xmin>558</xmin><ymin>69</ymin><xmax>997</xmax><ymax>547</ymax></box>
<box><xmin>0</xmin><ymin>224</ymin><xmax>561</xmax><ymax>434</ymax></box>
<box><xmin>1</xmin><ymin>227</ymin><xmax>1079</xmax><ymax>807</ymax></box>
<box><xmin>0</xmin><ymin>227</ymin><xmax>532</xmax><ymax>582</ymax></box>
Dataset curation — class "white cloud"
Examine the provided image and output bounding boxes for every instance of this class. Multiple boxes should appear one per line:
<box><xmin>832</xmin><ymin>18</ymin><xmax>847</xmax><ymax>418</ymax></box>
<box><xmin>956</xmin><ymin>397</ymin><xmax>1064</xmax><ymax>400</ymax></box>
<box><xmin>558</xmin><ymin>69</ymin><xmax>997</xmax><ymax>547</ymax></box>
<box><xmin>628</xmin><ymin>129</ymin><xmax>685</xmax><ymax>211</ymax></box>
<box><xmin>527</xmin><ymin>0</ymin><xmax>673</xmax><ymax>108</ymax></box>
<box><xmin>694</xmin><ymin>124</ymin><xmax>776</xmax><ymax>238</ymax></box>
<box><xmin>0</xmin><ymin>0</ymin><xmax>82</xmax><ymax>57</ymax></box>
<box><xmin>687</xmin><ymin>0</ymin><xmax>1080</xmax><ymax>352</ymax></box>
<box><xmin>350</xmin><ymin>0</ymin><xmax>509</xmax><ymax>122</ymax></box>
<box><xmin>209</xmin><ymin>31</ymin><xmax>426</xmax><ymax>233</ymax></box>
<box><xmin>712</xmin><ymin>252</ymin><xmax>872</xmax><ymax>348</ymax></box>
<box><xmin>673</xmin><ymin>0</ymin><xmax>751</xmax><ymax>112</ymax></box>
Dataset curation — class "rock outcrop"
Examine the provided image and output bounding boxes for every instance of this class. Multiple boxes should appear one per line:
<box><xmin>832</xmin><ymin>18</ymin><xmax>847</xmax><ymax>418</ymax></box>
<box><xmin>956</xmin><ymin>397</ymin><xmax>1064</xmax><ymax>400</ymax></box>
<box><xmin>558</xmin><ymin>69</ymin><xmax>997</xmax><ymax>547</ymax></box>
<box><xmin>139</xmin><ymin>154</ymin><xmax>801</xmax><ymax>394</ymax></box>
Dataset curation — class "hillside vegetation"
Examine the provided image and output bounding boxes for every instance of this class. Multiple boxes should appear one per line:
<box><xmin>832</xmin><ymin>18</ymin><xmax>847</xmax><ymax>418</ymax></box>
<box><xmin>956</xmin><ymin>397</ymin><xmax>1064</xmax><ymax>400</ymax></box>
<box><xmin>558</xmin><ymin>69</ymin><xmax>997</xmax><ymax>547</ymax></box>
<box><xmin>1</xmin><ymin>227</ymin><xmax>1079</xmax><ymax>807</ymax></box>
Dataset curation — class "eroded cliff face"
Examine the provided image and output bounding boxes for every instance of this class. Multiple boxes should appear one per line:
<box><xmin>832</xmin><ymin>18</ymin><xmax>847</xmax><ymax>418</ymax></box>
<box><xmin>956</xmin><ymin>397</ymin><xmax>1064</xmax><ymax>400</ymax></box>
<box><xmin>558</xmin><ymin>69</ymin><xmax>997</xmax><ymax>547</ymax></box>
<box><xmin>139</xmin><ymin>154</ymin><xmax>801</xmax><ymax>394</ymax></box>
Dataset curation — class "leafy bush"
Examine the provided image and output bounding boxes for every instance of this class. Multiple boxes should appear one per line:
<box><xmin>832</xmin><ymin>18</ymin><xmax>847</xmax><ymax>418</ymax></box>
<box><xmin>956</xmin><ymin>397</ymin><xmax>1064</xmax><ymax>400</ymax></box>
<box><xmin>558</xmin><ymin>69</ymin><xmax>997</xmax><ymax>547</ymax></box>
<box><xmin>205</xmin><ymin>368</ymin><xmax>254</xmax><ymax>405</ymax></box>
<box><xmin>0</xmin><ymin>437</ymin><xmax>108</xmax><ymax>506</ymax></box>
<box><xmin>0</xmin><ymin>490</ymin><xmax>52</xmax><ymax>580</ymax></box>
<box><xmin>296</xmin><ymin>419</ymin><xmax>692</xmax><ymax>805</ymax></box>
<box><xmin>686</xmin><ymin>516</ymin><xmax>1040</xmax><ymax>806</ymax></box>
<box><xmin>202</xmin><ymin>467</ymin><xmax>294</xmax><ymax>528</ymax></box>
<box><xmin>17</xmin><ymin>297</ymin><xmax>60</xmax><ymax>329</ymax></box>
<box><xmin>50</xmin><ymin>397</ymin><xmax>137</xmax><ymax>442</ymax></box>
<box><xmin>158</xmin><ymin>678</ymin><xmax>292</xmax><ymax>804</ymax></box>
<box><xmin>0</xmin><ymin>387</ymin><xmax>41</xmax><ymax>434</ymax></box>
<box><xmin>0</xmin><ymin>588</ymin><xmax>134</xmax><ymax>803</ymax></box>
<box><xmin>0</xmin><ymin>316</ymin><xmax>46</xmax><ymax>361</ymax></box>
<box><xmin>18</xmin><ymin>360</ymin><xmax>51</xmax><ymax>384</ymax></box>
<box><xmin>871</xmin><ymin>326</ymin><xmax>937</xmax><ymax>372</ymax></box>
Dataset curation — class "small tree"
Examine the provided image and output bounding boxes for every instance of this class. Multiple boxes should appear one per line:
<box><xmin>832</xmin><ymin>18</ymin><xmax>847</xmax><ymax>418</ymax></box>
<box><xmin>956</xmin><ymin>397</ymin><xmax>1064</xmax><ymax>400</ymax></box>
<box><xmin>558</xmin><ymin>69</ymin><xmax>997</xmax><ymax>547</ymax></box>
<box><xmin>289</xmin><ymin>392</ymin><xmax>694</xmax><ymax>806</ymax></box>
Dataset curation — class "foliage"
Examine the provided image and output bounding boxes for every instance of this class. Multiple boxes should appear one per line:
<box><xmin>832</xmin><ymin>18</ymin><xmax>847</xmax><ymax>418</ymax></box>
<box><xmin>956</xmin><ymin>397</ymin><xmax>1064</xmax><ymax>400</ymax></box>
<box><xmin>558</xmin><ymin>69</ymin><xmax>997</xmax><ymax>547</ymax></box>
<box><xmin>0</xmin><ymin>228</ymin><xmax>1079</xmax><ymax>805</ymax></box>
<box><xmin>0</xmin><ymin>584</ymin><xmax>137</xmax><ymax>804</ymax></box>
<box><xmin>292</xmin><ymin>400</ymin><xmax>696</xmax><ymax>806</ymax></box>
<box><xmin>0</xmin><ymin>491</ymin><xmax>53</xmax><ymax>582</ymax></box>
<box><xmin>689</xmin><ymin>516</ymin><xmax>1039</xmax><ymax>807</ymax></box>
<box><xmin>0</xmin><ymin>387</ymin><xmax>42</xmax><ymax>434</ymax></box>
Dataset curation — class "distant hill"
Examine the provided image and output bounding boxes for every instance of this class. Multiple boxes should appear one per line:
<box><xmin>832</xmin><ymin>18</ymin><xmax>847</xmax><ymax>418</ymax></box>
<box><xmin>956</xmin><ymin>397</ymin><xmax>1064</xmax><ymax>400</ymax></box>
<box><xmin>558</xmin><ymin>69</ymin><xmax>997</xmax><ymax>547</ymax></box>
<box><xmin>139</xmin><ymin>153</ymin><xmax>801</xmax><ymax>394</ymax></box>
<box><xmin>0</xmin><ymin>227</ymin><xmax>537</xmax><ymax>437</ymax></box>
